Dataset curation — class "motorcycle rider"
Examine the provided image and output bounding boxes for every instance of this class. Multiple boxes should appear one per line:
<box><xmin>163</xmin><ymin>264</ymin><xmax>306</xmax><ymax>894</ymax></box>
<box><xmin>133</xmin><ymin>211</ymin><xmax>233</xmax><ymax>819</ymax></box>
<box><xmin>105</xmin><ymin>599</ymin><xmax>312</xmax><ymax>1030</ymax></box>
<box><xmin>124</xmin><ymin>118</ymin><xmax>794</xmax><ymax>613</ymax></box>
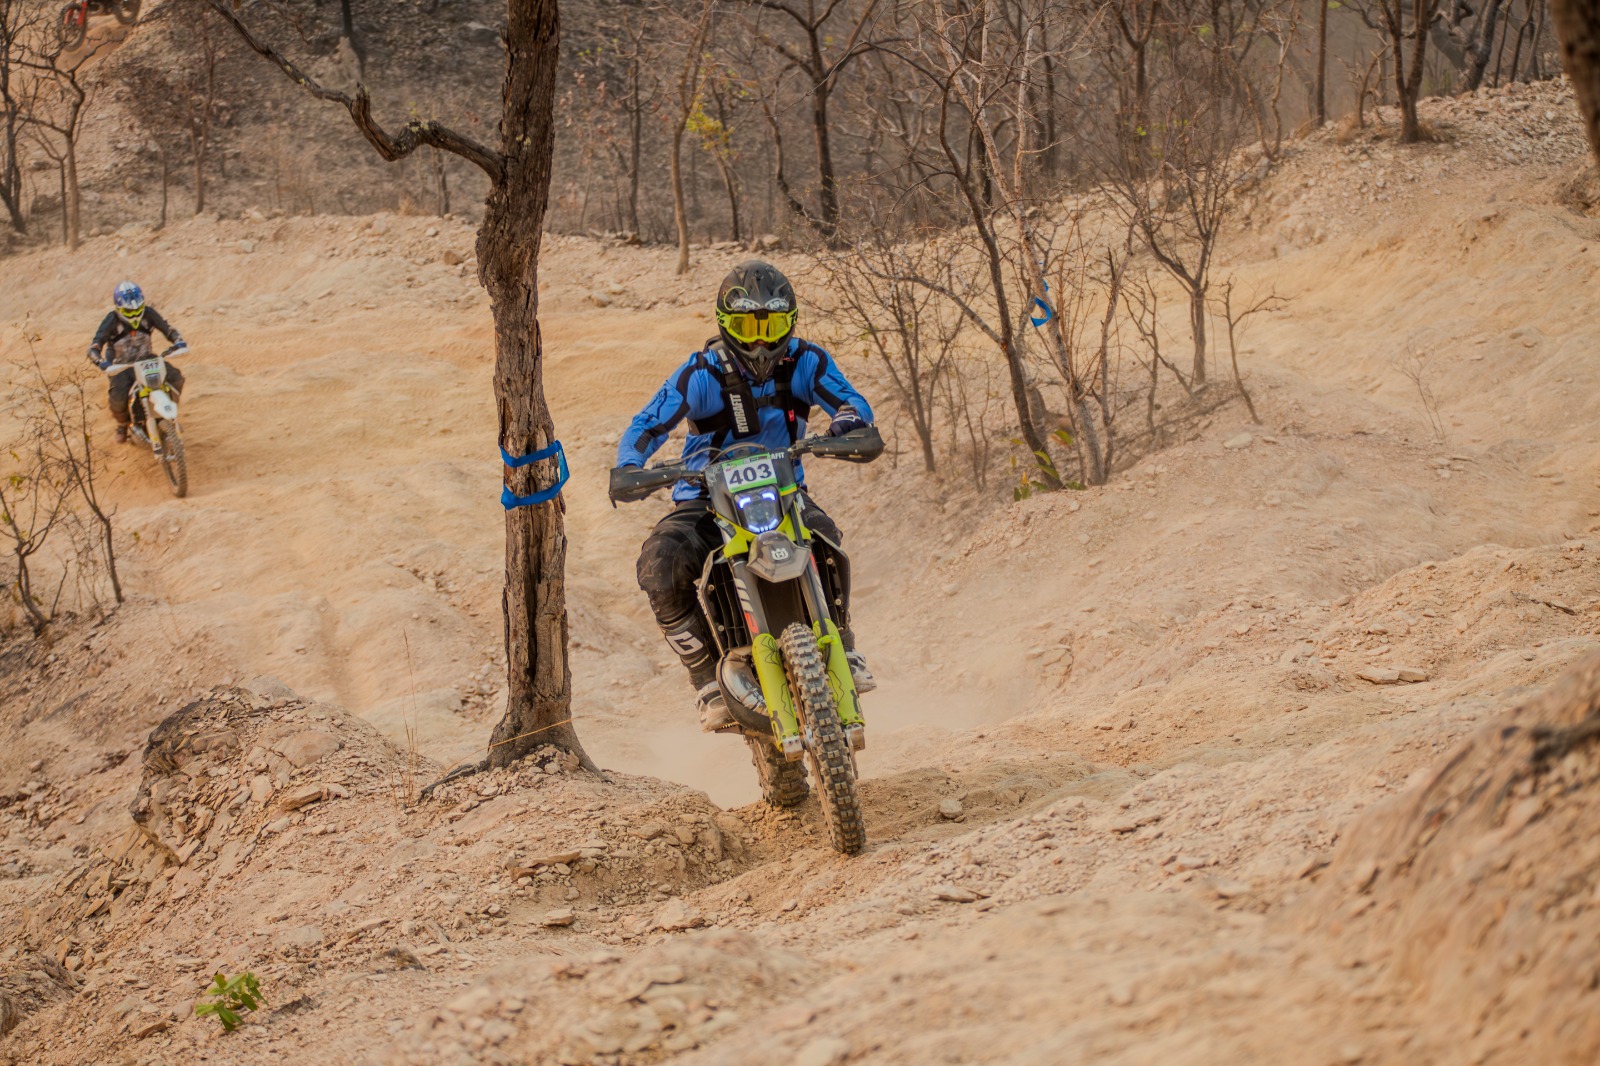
<box><xmin>614</xmin><ymin>260</ymin><xmax>876</xmax><ymax>732</ymax></box>
<box><xmin>87</xmin><ymin>281</ymin><xmax>187</xmax><ymax>443</ymax></box>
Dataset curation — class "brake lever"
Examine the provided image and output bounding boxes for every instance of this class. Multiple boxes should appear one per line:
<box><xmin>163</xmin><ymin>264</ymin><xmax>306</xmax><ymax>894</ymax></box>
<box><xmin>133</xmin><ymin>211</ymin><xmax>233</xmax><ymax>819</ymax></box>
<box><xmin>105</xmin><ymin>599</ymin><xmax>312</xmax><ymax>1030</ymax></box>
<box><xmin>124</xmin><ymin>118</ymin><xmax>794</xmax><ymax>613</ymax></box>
<box><xmin>788</xmin><ymin>435</ymin><xmax>828</xmax><ymax>459</ymax></box>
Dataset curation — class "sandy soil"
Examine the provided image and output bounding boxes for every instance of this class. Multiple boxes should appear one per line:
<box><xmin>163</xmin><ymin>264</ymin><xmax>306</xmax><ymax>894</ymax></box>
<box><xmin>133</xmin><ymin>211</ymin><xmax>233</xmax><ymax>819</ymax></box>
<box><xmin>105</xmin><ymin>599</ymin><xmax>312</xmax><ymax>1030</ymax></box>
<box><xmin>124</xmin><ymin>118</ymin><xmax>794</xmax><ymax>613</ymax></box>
<box><xmin>2</xmin><ymin>79</ymin><xmax>1600</xmax><ymax>1065</ymax></box>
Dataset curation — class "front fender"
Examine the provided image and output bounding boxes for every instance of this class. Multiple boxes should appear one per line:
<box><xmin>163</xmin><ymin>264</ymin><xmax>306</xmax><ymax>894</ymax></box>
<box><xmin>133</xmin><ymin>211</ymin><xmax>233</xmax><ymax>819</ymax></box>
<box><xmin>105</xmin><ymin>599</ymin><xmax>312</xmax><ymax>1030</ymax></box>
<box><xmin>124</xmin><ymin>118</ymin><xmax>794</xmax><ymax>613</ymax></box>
<box><xmin>148</xmin><ymin>389</ymin><xmax>178</xmax><ymax>420</ymax></box>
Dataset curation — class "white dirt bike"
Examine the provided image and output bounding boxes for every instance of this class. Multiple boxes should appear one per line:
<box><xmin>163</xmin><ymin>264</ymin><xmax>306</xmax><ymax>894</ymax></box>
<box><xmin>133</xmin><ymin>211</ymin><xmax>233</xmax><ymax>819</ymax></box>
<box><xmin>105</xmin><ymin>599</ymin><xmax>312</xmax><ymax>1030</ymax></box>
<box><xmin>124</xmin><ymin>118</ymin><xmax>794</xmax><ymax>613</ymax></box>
<box><xmin>104</xmin><ymin>344</ymin><xmax>188</xmax><ymax>498</ymax></box>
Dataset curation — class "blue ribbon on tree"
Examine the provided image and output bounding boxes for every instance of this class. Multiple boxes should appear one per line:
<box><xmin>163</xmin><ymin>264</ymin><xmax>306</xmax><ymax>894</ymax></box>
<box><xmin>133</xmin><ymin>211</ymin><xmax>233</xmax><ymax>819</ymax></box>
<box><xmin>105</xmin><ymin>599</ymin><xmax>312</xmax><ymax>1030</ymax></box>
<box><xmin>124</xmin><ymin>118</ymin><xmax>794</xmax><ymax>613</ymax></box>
<box><xmin>1030</xmin><ymin>278</ymin><xmax>1055</xmax><ymax>328</ymax></box>
<box><xmin>499</xmin><ymin>440</ymin><xmax>568</xmax><ymax>509</ymax></box>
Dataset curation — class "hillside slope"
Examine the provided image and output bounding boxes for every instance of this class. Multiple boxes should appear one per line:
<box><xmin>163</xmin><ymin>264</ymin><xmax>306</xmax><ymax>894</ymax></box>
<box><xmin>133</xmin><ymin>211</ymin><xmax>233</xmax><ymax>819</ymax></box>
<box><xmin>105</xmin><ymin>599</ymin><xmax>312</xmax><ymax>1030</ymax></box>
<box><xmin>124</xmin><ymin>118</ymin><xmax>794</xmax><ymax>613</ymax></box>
<box><xmin>2</xmin><ymin>81</ymin><xmax>1600</xmax><ymax>1064</ymax></box>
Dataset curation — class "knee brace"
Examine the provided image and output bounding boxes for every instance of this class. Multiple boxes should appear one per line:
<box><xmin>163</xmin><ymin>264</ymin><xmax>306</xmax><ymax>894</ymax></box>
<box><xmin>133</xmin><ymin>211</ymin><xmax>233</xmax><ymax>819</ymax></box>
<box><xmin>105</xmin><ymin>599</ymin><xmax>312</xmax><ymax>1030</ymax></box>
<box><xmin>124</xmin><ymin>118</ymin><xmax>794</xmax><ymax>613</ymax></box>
<box><xmin>657</xmin><ymin>606</ymin><xmax>716</xmax><ymax>687</ymax></box>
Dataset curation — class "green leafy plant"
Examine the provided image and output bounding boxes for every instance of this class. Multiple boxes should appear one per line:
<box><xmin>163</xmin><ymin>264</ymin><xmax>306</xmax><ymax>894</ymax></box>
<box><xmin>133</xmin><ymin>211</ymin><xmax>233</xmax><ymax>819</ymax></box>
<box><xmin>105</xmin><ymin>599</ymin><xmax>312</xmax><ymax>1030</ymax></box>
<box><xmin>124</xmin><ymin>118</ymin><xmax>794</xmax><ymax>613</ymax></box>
<box><xmin>1008</xmin><ymin>430</ymin><xmax>1081</xmax><ymax>500</ymax></box>
<box><xmin>194</xmin><ymin>971</ymin><xmax>266</xmax><ymax>1032</ymax></box>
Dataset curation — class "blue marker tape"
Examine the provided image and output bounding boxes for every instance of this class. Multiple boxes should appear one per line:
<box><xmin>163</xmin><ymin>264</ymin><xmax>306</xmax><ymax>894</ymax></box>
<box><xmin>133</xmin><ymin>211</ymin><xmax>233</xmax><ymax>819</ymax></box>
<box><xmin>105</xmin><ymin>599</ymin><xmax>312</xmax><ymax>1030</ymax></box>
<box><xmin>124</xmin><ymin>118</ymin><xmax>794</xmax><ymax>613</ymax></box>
<box><xmin>499</xmin><ymin>441</ymin><xmax>568</xmax><ymax>508</ymax></box>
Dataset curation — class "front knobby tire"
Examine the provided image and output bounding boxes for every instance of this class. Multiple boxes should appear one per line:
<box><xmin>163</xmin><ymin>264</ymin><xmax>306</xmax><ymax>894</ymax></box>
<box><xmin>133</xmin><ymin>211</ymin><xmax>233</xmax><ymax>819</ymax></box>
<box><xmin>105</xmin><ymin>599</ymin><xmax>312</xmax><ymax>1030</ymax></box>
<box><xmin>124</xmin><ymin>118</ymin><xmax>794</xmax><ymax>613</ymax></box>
<box><xmin>778</xmin><ymin>621</ymin><xmax>865</xmax><ymax>854</ymax></box>
<box><xmin>58</xmin><ymin>6</ymin><xmax>86</xmax><ymax>48</ymax></box>
<box><xmin>157</xmin><ymin>419</ymin><xmax>187</xmax><ymax>498</ymax></box>
<box><xmin>746</xmin><ymin>735</ymin><xmax>808</xmax><ymax>809</ymax></box>
<box><xmin>114</xmin><ymin>0</ymin><xmax>140</xmax><ymax>23</ymax></box>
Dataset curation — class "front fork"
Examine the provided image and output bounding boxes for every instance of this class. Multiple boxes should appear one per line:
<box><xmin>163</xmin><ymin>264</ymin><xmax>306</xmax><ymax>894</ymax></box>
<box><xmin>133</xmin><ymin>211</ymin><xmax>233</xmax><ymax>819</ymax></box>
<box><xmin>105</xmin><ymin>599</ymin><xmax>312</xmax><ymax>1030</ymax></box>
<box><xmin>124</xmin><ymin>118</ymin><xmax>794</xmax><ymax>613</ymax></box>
<box><xmin>740</xmin><ymin>557</ymin><xmax>866</xmax><ymax>762</ymax></box>
<box><xmin>815</xmin><ymin>619</ymin><xmax>864</xmax><ymax>729</ymax></box>
<box><xmin>131</xmin><ymin>385</ymin><xmax>178</xmax><ymax>453</ymax></box>
<box><xmin>750</xmin><ymin>630</ymin><xmax>804</xmax><ymax>760</ymax></box>
<box><xmin>129</xmin><ymin>387</ymin><xmax>161</xmax><ymax>453</ymax></box>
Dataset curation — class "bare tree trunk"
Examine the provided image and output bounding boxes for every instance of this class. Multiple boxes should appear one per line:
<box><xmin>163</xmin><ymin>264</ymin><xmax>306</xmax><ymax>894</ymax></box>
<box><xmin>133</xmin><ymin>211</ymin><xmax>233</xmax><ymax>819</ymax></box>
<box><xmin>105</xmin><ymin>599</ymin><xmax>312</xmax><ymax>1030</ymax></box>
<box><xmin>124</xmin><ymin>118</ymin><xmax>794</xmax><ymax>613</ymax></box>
<box><xmin>157</xmin><ymin>142</ymin><xmax>168</xmax><ymax>229</ymax></box>
<box><xmin>1316</xmin><ymin>0</ymin><xmax>1329</xmax><ymax>125</ymax></box>
<box><xmin>669</xmin><ymin>1</ymin><xmax>713</xmax><ymax>275</ymax></box>
<box><xmin>1550</xmin><ymin>0</ymin><xmax>1600</xmax><ymax>167</ymax></box>
<box><xmin>626</xmin><ymin>53</ymin><xmax>642</xmax><ymax>235</ymax></box>
<box><xmin>1509</xmin><ymin>9</ymin><xmax>1530</xmax><ymax>82</ymax></box>
<box><xmin>1040</xmin><ymin>17</ymin><xmax>1059</xmax><ymax>176</ymax></box>
<box><xmin>191</xmin><ymin>131</ymin><xmax>207</xmax><ymax>214</ymax></box>
<box><xmin>807</xmin><ymin>27</ymin><xmax>840</xmax><ymax>240</ymax></box>
<box><xmin>64</xmin><ymin>142</ymin><xmax>80</xmax><ymax>249</ymax></box>
<box><xmin>339</xmin><ymin>0</ymin><xmax>365</xmax><ymax>78</ymax></box>
<box><xmin>671</xmin><ymin>121</ymin><xmax>690</xmax><ymax>273</ymax></box>
<box><xmin>204</xmin><ymin>0</ymin><xmax>591</xmax><ymax>770</ymax></box>
<box><xmin>715</xmin><ymin>153</ymin><xmax>741</xmax><ymax>242</ymax></box>
<box><xmin>1382</xmin><ymin>0</ymin><xmax>1440</xmax><ymax>142</ymax></box>
<box><xmin>1461</xmin><ymin>0</ymin><xmax>1507</xmax><ymax>91</ymax></box>
<box><xmin>1531</xmin><ymin>0</ymin><xmax>1548</xmax><ymax>78</ymax></box>
<box><xmin>479</xmin><ymin>2</ymin><xmax>587</xmax><ymax>768</ymax></box>
<box><xmin>1</xmin><ymin>111</ymin><xmax>23</xmax><ymax>234</ymax></box>
<box><xmin>432</xmin><ymin>147</ymin><xmax>450</xmax><ymax>215</ymax></box>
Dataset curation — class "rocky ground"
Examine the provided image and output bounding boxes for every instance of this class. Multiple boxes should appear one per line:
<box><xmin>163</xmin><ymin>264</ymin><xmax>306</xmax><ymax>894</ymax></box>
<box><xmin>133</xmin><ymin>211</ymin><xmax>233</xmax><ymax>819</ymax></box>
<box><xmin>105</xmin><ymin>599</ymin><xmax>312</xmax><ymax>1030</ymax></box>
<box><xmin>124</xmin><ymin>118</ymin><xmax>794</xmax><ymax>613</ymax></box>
<box><xmin>2</xmin><ymin>83</ymin><xmax>1600</xmax><ymax>1065</ymax></box>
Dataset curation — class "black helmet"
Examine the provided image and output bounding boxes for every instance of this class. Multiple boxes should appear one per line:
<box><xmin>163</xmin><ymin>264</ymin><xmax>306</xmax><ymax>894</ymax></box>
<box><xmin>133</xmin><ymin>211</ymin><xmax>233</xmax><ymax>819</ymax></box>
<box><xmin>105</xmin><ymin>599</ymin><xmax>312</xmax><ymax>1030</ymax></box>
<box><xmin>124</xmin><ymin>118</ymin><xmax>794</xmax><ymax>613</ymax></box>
<box><xmin>715</xmin><ymin>260</ymin><xmax>796</xmax><ymax>383</ymax></box>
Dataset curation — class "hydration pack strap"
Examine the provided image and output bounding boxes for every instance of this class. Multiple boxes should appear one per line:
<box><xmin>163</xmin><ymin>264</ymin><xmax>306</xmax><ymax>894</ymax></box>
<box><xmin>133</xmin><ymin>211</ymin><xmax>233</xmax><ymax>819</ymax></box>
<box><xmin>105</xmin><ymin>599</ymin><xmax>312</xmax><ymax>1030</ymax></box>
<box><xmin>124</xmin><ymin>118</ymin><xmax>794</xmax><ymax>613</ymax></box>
<box><xmin>709</xmin><ymin>341</ymin><xmax>762</xmax><ymax>438</ymax></box>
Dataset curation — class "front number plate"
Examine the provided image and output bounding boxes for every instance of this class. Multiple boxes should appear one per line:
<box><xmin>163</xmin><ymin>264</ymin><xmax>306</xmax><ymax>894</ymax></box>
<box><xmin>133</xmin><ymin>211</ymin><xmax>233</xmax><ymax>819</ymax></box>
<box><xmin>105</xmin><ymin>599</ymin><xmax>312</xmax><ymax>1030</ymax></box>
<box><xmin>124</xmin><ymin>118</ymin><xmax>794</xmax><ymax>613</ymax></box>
<box><xmin>722</xmin><ymin>454</ymin><xmax>777</xmax><ymax>490</ymax></box>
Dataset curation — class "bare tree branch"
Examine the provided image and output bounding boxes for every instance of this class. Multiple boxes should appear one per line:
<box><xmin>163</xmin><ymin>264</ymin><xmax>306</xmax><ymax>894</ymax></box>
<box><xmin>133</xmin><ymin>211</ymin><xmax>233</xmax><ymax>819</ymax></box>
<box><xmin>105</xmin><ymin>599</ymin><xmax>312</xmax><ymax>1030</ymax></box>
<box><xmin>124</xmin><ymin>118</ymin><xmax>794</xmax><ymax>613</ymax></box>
<box><xmin>202</xmin><ymin>0</ymin><xmax>506</xmax><ymax>184</ymax></box>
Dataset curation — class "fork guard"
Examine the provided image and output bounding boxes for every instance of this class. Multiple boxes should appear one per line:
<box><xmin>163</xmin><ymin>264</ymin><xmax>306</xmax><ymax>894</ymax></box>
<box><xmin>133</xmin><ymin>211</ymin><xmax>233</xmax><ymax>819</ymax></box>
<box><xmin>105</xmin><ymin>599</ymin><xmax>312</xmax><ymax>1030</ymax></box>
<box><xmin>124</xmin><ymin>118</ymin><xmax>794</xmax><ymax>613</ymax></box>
<box><xmin>814</xmin><ymin>619</ymin><xmax>864</xmax><ymax>729</ymax></box>
<box><xmin>750</xmin><ymin>631</ymin><xmax>803</xmax><ymax>753</ymax></box>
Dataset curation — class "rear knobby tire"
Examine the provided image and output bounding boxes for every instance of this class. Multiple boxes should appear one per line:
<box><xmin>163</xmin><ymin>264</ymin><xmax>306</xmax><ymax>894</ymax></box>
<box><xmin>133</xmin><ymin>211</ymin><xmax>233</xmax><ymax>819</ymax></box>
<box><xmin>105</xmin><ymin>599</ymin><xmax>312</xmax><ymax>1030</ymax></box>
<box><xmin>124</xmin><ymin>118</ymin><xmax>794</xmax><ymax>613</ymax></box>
<box><xmin>746</xmin><ymin>735</ymin><xmax>808</xmax><ymax>808</ymax></box>
<box><xmin>157</xmin><ymin>419</ymin><xmax>187</xmax><ymax>498</ymax></box>
<box><xmin>114</xmin><ymin>0</ymin><xmax>140</xmax><ymax>23</ymax></box>
<box><xmin>778</xmin><ymin>621</ymin><xmax>865</xmax><ymax>854</ymax></box>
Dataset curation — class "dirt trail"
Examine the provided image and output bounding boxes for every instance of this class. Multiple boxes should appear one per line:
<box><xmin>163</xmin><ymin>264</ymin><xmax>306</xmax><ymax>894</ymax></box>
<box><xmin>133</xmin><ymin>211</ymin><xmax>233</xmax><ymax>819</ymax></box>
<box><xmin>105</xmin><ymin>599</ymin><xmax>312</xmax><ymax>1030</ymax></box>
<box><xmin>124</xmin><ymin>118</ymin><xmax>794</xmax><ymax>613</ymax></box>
<box><xmin>3</xmin><ymin>81</ymin><xmax>1600</xmax><ymax>1065</ymax></box>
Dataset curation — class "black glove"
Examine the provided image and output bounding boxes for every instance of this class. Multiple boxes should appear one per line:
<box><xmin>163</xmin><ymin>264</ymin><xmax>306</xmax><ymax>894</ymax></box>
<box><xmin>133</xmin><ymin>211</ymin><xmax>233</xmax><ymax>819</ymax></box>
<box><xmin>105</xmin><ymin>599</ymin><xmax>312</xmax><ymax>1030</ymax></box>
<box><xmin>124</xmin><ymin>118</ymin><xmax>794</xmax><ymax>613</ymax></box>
<box><xmin>828</xmin><ymin>405</ymin><xmax>866</xmax><ymax>437</ymax></box>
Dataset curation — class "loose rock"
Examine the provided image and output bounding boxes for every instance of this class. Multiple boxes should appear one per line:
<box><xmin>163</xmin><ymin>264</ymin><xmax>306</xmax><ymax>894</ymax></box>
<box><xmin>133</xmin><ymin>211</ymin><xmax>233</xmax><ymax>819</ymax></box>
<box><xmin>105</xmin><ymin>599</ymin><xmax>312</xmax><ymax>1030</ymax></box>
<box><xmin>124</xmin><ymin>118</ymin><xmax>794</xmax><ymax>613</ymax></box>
<box><xmin>654</xmin><ymin>899</ymin><xmax>703</xmax><ymax>931</ymax></box>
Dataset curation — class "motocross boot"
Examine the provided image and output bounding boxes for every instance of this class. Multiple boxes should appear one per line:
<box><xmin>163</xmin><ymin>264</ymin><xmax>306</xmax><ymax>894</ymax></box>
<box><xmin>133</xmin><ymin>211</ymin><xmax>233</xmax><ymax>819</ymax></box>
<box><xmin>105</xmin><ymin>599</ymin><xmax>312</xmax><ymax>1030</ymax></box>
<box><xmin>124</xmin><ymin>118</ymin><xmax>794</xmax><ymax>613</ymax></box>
<box><xmin>113</xmin><ymin>424</ymin><xmax>128</xmax><ymax>444</ymax></box>
<box><xmin>658</xmin><ymin>608</ymin><xmax>735</xmax><ymax>732</ymax></box>
<box><xmin>838</xmin><ymin>623</ymin><xmax>877</xmax><ymax>694</ymax></box>
<box><xmin>694</xmin><ymin>679</ymin><xmax>734</xmax><ymax>733</ymax></box>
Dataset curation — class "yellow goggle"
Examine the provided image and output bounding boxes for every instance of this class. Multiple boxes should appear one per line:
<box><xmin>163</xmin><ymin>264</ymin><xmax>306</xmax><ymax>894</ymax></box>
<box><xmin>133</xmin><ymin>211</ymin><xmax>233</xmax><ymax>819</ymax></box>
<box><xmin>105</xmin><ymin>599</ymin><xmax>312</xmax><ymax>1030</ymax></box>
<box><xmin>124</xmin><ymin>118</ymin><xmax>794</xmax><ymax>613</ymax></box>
<box><xmin>118</xmin><ymin>307</ymin><xmax>145</xmax><ymax>327</ymax></box>
<box><xmin>717</xmin><ymin>306</ymin><xmax>795</xmax><ymax>345</ymax></box>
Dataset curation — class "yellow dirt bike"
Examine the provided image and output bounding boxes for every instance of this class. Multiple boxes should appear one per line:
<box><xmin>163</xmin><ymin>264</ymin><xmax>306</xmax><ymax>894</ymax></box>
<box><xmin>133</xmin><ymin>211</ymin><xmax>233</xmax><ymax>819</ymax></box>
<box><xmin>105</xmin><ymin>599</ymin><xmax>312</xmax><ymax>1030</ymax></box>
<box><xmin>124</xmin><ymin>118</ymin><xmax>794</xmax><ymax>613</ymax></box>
<box><xmin>610</xmin><ymin>427</ymin><xmax>883</xmax><ymax>854</ymax></box>
<box><xmin>103</xmin><ymin>344</ymin><xmax>187</xmax><ymax>498</ymax></box>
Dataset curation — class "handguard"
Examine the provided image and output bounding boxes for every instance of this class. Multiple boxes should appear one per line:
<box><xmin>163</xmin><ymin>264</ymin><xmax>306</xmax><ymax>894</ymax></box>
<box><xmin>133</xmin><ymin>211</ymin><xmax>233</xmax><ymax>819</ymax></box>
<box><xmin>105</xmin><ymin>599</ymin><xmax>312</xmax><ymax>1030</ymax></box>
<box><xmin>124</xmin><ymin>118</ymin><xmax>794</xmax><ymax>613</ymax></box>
<box><xmin>608</xmin><ymin>464</ymin><xmax>684</xmax><ymax>503</ymax></box>
<box><xmin>806</xmin><ymin>425</ymin><xmax>884</xmax><ymax>464</ymax></box>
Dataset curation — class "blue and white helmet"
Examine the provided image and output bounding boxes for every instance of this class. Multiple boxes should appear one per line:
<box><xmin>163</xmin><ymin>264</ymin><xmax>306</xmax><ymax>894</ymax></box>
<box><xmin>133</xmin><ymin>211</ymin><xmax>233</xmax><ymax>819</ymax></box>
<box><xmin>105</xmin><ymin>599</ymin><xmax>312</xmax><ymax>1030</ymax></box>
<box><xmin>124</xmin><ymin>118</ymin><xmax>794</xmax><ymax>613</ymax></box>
<box><xmin>113</xmin><ymin>281</ymin><xmax>144</xmax><ymax>320</ymax></box>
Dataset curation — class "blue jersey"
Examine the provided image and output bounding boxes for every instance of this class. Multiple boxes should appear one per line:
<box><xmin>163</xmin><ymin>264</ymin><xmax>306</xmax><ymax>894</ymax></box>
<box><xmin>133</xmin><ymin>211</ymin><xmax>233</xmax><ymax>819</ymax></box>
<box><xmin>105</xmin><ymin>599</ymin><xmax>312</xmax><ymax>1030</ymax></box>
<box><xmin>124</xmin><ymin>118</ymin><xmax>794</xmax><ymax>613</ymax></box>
<box><xmin>617</xmin><ymin>336</ymin><xmax>874</xmax><ymax>502</ymax></box>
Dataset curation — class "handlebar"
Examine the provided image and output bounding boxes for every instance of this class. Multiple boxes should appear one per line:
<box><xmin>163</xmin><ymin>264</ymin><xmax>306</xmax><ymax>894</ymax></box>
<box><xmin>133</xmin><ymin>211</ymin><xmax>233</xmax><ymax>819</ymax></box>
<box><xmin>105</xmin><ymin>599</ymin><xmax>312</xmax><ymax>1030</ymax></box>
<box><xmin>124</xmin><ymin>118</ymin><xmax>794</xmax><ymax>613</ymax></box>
<box><xmin>99</xmin><ymin>345</ymin><xmax>186</xmax><ymax>373</ymax></box>
<box><xmin>609</xmin><ymin>425</ymin><xmax>884</xmax><ymax>504</ymax></box>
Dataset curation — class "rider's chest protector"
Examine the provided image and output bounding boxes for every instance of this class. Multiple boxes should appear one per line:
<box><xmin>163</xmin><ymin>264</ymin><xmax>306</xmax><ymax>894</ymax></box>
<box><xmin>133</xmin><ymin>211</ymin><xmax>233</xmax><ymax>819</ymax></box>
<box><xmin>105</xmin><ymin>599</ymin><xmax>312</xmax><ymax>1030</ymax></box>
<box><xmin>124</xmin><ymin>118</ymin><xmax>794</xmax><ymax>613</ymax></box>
<box><xmin>686</xmin><ymin>342</ymin><xmax>811</xmax><ymax>448</ymax></box>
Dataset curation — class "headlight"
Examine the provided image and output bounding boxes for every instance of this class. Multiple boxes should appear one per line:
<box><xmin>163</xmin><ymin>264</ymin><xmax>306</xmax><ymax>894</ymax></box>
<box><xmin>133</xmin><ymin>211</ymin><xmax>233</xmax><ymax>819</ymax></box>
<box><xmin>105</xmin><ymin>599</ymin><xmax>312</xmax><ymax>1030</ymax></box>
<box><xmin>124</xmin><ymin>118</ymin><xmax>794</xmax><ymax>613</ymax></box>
<box><xmin>734</xmin><ymin>488</ymin><xmax>782</xmax><ymax>533</ymax></box>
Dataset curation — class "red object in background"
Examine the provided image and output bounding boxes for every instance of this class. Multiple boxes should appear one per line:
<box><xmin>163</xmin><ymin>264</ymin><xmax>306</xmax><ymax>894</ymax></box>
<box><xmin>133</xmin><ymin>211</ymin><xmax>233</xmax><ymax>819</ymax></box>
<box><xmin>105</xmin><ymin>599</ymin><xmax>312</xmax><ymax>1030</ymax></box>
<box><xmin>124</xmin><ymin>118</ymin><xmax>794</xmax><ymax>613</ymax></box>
<box><xmin>56</xmin><ymin>0</ymin><xmax>140</xmax><ymax>50</ymax></box>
